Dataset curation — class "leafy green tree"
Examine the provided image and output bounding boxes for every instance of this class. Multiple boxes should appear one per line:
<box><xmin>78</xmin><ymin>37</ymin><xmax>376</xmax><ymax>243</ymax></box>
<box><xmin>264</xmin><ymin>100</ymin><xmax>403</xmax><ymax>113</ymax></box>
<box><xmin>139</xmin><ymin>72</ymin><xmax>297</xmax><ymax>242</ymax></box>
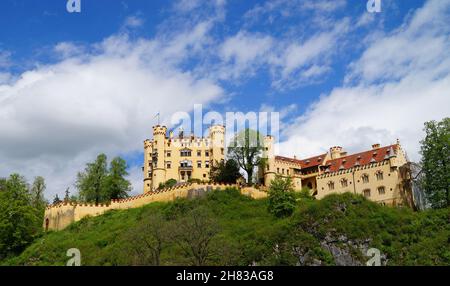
<box><xmin>76</xmin><ymin>154</ymin><xmax>109</xmax><ymax>204</ymax></box>
<box><xmin>0</xmin><ymin>174</ymin><xmax>42</xmax><ymax>259</ymax></box>
<box><xmin>158</xmin><ymin>178</ymin><xmax>178</xmax><ymax>190</ymax></box>
<box><xmin>420</xmin><ymin>118</ymin><xmax>450</xmax><ymax>209</ymax></box>
<box><xmin>104</xmin><ymin>157</ymin><xmax>131</xmax><ymax>200</ymax></box>
<box><xmin>268</xmin><ymin>175</ymin><xmax>296</xmax><ymax>218</ymax></box>
<box><xmin>30</xmin><ymin>176</ymin><xmax>47</xmax><ymax>210</ymax></box>
<box><xmin>210</xmin><ymin>159</ymin><xmax>241</xmax><ymax>184</ymax></box>
<box><xmin>76</xmin><ymin>154</ymin><xmax>132</xmax><ymax>203</ymax></box>
<box><xmin>228</xmin><ymin>129</ymin><xmax>264</xmax><ymax>185</ymax></box>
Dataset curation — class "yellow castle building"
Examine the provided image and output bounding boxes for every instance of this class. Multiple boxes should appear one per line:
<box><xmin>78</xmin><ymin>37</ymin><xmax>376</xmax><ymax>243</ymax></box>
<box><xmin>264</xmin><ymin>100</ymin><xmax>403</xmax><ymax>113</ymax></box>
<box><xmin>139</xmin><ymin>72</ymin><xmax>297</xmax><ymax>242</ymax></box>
<box><xmin>143</xmin><ymin>125</ymin><xmax>413</xmax><ymax>207</ymax></box>
<box><xmin>43</xmin><ymin>127</ymin><xmax>415</xmax><ymax>231</ymax></box>
<box><xmin>143</xmin><ymin>125</ymin><xmax>226</xmax><ymax>193</ymax></box>
<box><xmin>259</xmin><ymin>138</ymin><xmax>414</xmax><ymax>207</ymax></box>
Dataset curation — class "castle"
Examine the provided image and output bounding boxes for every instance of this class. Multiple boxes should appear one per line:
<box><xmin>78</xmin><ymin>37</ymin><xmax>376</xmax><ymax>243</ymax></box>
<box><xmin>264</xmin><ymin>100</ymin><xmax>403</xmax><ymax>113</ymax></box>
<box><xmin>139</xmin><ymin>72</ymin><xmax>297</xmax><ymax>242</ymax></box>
<box><xmin>144</xmin><ymin>125</ymin><xmax>413</xmax><ymax>207</ymax></box>
<box><xmin>143</xmin><ymin>125</ymin><xmax>225</xmax><ymax>193</ymax></box>
<box><xmin>43</xmin><ymin>125</ymin><xmax>414</xmax><ymax>231</ymax></box>
<box><xmin>259</xmin><ymin>137</ymin><xmax>414</xmax><ymax>207</ymax></box>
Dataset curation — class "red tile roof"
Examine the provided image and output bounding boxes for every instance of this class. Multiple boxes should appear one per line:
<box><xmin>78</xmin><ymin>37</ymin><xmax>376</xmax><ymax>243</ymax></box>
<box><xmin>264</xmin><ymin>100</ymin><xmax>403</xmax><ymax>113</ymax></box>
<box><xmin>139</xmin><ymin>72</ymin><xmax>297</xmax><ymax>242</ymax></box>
<box><xmin>275</xmin><ymin>155</ymin><xmax>302</xmax><ymax>166</ymax></box>
<box><xmin>324</xmin><ymin>144</ymin><xmax>398</xmax><ymax>173</ymax></box>
<box><xmin>275</xmin><ymin>153</ymin><xmax>327</xmax><ymax>169</ymax></box>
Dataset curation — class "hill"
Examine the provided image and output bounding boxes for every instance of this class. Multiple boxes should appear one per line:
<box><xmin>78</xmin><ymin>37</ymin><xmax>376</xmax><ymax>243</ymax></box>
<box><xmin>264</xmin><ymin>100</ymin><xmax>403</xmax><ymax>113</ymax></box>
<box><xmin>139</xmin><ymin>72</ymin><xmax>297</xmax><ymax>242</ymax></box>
<box><xmin>3</xmin><ymin>188</ymin><xmax>449</xmax><ymax>266</ymax></box>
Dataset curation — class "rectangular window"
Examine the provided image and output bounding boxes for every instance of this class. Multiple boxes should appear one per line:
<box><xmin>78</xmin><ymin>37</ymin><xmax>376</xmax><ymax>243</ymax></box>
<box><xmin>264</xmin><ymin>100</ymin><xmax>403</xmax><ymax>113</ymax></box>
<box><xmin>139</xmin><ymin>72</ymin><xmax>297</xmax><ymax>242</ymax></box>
<box><xmin>363</xmin><ymin>189</ymin><xmax>371</xmax><ymax>197</ymax></box>
<box><xmin>197</xmin><ymin>150</ymin><xmax>201</xmax><ymax>156</ymax></box>
<box><xmin>166</xmin><ymin>151</ymin><xmax>171</xmax><ymax>157</ymax></box>
<box><xmin>378</xmin><ymin>187</ymin><xmax>385</xmax><ymax>195</ymax></box>
<box><xmin>166</xmin><ymin>162</ymin><xmax>172</xmax><ymax>169</ymax></box>
<box><xmin>205</xmin><ymin>161</ymin><xmax>210</xmax><ymax>168</ymax></box>
<box><xmin>205</xmin><ymin>151</ymin><xmax>209</xmax><ymax>157</ymax></box>
<box><xmin>197</xmin><ymin>161</ymin><xmax>202</xmax><ymax>168</ymax></box>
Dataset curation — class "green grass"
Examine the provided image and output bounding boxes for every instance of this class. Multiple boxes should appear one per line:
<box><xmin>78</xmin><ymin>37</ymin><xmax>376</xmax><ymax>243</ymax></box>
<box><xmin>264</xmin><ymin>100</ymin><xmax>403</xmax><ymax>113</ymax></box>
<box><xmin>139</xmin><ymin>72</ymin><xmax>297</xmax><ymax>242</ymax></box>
<box><xmin>3</xmin><ymin>189</ymin><xmax>449</xmax><ymax>266</ymax></box>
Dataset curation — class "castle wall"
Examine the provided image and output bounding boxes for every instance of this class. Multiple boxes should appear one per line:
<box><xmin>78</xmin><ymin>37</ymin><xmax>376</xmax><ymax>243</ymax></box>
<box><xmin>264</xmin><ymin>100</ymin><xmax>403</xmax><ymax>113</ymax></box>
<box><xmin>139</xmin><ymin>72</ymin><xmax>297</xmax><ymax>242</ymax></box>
<box><xmin>44</xmin><ymin>183</ymin><xmax>267</xmax><ymax>231</ymax></box>
<box><xmin>316</xmin><ymin>156</ymin><xmax>411</xmax><ymax>206</ymax></box>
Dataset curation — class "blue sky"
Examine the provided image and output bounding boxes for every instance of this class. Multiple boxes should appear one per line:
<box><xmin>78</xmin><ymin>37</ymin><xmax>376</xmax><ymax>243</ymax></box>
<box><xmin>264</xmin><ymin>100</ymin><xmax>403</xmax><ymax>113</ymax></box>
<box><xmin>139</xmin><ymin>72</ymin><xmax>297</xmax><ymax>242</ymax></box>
<box><xmin>0</xmin><ymin>0</ymin><xmax>449</xmax><ymax>198</ymax></box>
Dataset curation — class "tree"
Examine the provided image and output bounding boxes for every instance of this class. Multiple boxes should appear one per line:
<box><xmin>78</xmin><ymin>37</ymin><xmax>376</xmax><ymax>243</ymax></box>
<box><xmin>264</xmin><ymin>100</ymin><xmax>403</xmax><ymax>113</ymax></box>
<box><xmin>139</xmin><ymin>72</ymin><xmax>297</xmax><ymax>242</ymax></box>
<box><xmin>76</xmin><ymin>154</ymin><xmax>108</xmax><ymax>204</ymax></box>
<box><xmin>158</xmin><ymin>178</ymin><xmax>178</xmax><ymax>190</ymax></box>
<box><xmin>30</xmin><ymin>176</ymin><xmax>47</xmax><ymax>210</ymax></box>
<box><xmin>171</xmin><ymin>207</ymin><xmax>219</xmax><ymax>266</ymax></box>
<box><xmin>268</xmin><ymin>175</ymin><xmax>296</xmax><ymax>218</ymax></box>
<box><xmin>53</xmin><ymin>194</ymin><xmax>62</xmax><ymax>204</ymax></box>
<box><xmin>76</xmin><ymin>154</ymin><xmax>132</xmax><ymax>203</ymax></box>
<box><xmin>420</xmin><ymin>118</ymin><xmax>450</xmax><ymax>209</ymax></box>
<box><xmin>227</xmin><ymin>129</ymin><xmax>264</xmax><ymax>185</ymax></box>
<box><xmin>210</xmin><ymin>159</ymin><xmax>241</xmax><ymax>184</ymax></box>
<box><xmin>0</xmin><ymin>174</ymin><xmax>42</xmax><ymax>259</ymax></box>
<box><xmin>104</xmin><ymin>157</ymin><xmax>131</xmax><ymax>200</ymax></box>
<box><xmin>123</xmin><ymin>213</ymin><xmax>169</xmax><ymax>265</ymax></box>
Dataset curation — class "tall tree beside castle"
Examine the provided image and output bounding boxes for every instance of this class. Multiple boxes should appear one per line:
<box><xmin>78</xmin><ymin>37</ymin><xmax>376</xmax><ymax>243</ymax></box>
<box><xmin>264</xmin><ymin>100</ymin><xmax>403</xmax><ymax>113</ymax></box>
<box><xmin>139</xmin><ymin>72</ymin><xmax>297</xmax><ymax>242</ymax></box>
<box><xmin>104</xmin><ymin>157</ymin><xmax>132</xmax><ymax>200</ymax></box>
<box><xmin>210</xmin><ymin>159</ymin><xmax>241</xmax><ymax>184</ymax></box>
<box><xmin>420</xmin><ymin>118</ymin><xmax>450</xmax><ymax>209</ymax></box>
<box><xmin>0</xmin><ymin>174</ymin><xmax>43</xmax><ymax>259</ymax></box>
<box><xmin>30</xmin><ymin>176</ymin><xmax>47</xmax><ymax>212</ymax></box>
<box><xmin>76</xmin><ymin>154</ymin><xmax>131</xmax><ymax>204</ymax></box>
<box><xmin>228</xmin><ymin>129</ymin><xmax>264</xmax><ymax>185</ymax></box>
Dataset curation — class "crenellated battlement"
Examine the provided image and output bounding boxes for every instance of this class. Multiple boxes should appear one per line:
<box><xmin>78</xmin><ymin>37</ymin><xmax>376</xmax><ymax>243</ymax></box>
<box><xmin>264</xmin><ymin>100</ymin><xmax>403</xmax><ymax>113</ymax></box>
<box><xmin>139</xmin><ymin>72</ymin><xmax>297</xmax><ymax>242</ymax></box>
<box><xmin>44</xmin><ymin>183</ymin><xmax>262</xmax><ymax>231</ymax></box>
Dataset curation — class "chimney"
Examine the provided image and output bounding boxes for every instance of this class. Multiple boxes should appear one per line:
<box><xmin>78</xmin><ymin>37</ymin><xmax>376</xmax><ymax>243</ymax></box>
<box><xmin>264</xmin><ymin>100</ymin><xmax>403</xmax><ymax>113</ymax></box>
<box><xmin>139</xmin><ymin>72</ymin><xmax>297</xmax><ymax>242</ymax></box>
<box><xmin>372</xmin><ymin>143</ymin><xmax>380</xmax><ymax>149</ymax></box>
<box><xmin>293</xmin><ymin>155</ymin><xmax>297</xmax><ymax>160</ymax></box>
<box><xmin>330</xmin><ymin>146</ymin><xmax>343</xmax><ymax>159</ymax></box>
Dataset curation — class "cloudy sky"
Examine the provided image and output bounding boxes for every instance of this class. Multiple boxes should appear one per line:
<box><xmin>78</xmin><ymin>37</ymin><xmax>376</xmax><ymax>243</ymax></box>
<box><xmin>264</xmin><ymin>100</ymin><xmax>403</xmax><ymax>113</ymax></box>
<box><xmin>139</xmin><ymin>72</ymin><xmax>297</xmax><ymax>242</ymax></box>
<box><xmin>0</xmin><ymin>0</ymin><xmax>449</xmax><ymax>199</ymax></box>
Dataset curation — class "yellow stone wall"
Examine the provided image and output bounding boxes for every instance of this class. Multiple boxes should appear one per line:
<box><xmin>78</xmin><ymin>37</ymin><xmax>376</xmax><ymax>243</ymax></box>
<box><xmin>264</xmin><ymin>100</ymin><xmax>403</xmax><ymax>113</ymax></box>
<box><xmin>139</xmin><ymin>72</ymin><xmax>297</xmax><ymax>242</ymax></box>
<box><xmin>44</xmin><ymin>183</ymin><xmax>267</xmax><ymax>231</ymax></box>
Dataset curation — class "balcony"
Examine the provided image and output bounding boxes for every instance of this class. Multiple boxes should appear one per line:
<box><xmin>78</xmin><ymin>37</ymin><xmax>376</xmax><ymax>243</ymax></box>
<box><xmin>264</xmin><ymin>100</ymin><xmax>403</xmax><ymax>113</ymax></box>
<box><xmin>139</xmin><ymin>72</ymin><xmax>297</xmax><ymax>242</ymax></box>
<box><xmin>179</xmin><ymin>166</ymin><xmax>193</xmax><ymax>171</ymax></box>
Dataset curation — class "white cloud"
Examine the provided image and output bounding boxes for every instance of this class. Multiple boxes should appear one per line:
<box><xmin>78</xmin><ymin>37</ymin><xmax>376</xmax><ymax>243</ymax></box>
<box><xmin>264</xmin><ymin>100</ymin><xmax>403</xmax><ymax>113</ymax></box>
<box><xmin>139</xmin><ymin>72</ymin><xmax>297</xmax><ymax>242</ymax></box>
<box><xmin>123</xmin><ymin>16</ymin><xmax>144</xmax><ymax>29</ymax></box>
<box><xmin>0</xmin><ymin>31</ymin><xmax>223</xmax><ymax>200</ymax></box>
<box><xmin>279</xmin><ymin>0</ymin><xmax>450</xmax><ymax>162</ymax></box>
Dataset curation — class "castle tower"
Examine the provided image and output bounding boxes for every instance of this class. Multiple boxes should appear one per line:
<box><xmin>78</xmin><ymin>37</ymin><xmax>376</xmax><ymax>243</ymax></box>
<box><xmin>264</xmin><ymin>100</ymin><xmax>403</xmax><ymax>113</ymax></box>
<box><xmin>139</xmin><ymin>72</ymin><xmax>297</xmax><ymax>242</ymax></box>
<box><xmin>262</xmin><ymin>135</ymin><xmax>276</xmax><ymax>186</ymax></box>
<box><xmin>330</xmin><ymin>146</ymin><xmax>343</xmax><ymax>160</ymax></box>
<box><xmin>209</xmin><ymin>125</ymin><xmax>226</xmax><ymax>166</ymax></box>
<box><xmin>143</xmin><ymin>139</ymin><xmax>153</xmax><ymax>193</ymax></box>
<box><xmin>152</xmin><ymin>125</ymin><xmax>167</xmax><ymax>190</ymax></box>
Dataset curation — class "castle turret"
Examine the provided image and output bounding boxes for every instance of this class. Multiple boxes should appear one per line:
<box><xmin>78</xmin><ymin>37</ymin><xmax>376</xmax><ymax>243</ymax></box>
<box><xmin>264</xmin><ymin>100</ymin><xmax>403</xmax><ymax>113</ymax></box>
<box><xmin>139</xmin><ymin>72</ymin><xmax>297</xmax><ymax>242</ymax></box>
<box><xmin>330</xmin><ymin>146</ymin><xmax>343</xmax><ymax>160</ymax></box>
<box><xmin>209</xmin><ymin>125</ymin><xmax>225</xmax><ymax>166</ymax></box>
<box><xmin>152</xmin><ymin>125</ymin><xmax>167</xmax><ymax>190</ymax></box>
<box><xmin>262</xmin><ymin>135</ymin><xmax>276</xmax><ymax>186</ymax></box>
<box><xmin>143</xmin><ymin>139</ymin><xmax>153</xmax><ymax>193</ymax></box>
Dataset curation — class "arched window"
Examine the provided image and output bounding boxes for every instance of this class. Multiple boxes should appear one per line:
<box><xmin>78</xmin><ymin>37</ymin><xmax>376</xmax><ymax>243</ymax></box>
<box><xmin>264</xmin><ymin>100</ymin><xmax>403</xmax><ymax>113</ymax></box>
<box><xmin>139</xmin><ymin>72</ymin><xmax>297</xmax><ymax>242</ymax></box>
<box><xmin>377</xmin><ymin>186</ymin><xmax>385</xmax><ymax>195</ymax></box>
<box><xmin>328</xmin><ymin>181</ymin><xmax>335</xmax><ymax>191</ymax></box>
<box><xmin>363</xmin><ymin>189</ymin><xmax>371</xmax><ymax>197</ymax></box>
<box><xmin>376</xmin><ymin>171</ymin><xmax>384</xmax><ymax>181</ymax></box>
<box><xmin>362</xmin><ymin>174</ymin><xmax>369</xmax><ymax>184</ymax></box>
